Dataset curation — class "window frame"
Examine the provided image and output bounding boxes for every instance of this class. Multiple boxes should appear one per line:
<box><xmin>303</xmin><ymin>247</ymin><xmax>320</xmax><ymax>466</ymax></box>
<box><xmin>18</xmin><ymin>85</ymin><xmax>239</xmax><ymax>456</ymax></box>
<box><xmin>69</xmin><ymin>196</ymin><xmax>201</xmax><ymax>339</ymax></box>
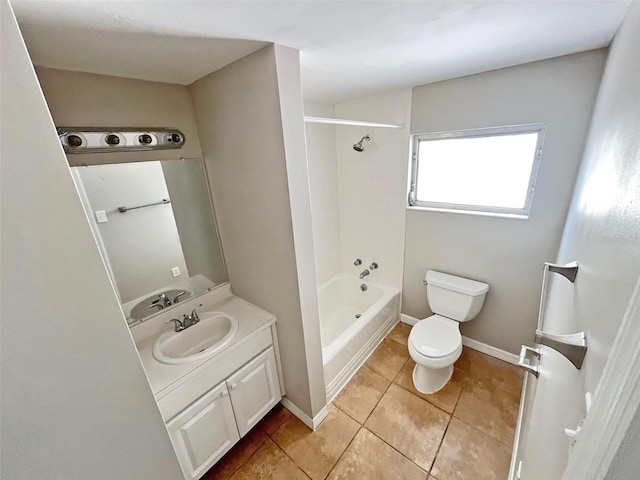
<box><xmin>408</xmin><ymin>123</ymin><xmax>546</xmax><ymax>218</ymax></box>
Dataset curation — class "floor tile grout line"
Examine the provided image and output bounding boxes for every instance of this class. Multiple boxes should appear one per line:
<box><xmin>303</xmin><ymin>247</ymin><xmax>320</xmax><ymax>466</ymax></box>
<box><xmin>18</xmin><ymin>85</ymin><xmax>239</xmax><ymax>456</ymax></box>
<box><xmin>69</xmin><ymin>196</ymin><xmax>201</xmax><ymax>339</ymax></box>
<box><xmin>428</xmin><ymin>370</ymin><xmax>469</xmax><ymax>475</ymax></box>
<box><xmin>453</xmin><ymin>353</ymin><xmax>521</xmax><ymax>449</ymax></box>
<box><xmin>268</xmin><ymin>433</ymin><xmax>313</xmax><ymax>479</ymax></box>
<box><xmin>363</xmin><ymin>426</ymin><xmax>430</xmax><ymax>475</ymax></box>
<box><xmin>359</xmin><ymin>362</ymin><xmax>395</xmax><ymax>426</ymax></box>
<box><xmin>269</xmin><ymin>407</ymin><xmax>364</xmax><ymax>480</ymax></box>
<box><xmin>363</xmin><ymin>340</ymin><xmax>442</xmax><ymax>475</ymax></box>
<box><xmin>332</xmin><ymin>362</ymin><xmax>393</xmax><ymax>425</ymax></box>
<box><xmin>247</xmin><ymin>414</ymin><xmax>314</xmax><ymax>479</ymax></box>
<box><xmin>322</xmin><ymin>425</ymin><xmax>363</xmax><ymax>480</ymax></box>
<box><xmin>391</xmin><ymin>378</ymin><xmax>458</xmax><ymax>418</ymax></box>
<box><xmin>450</xmin><ymin>414</ymin><xmax>516</xmax><ymax>450</ymax></box>
<box><xmin>223</xmin><ymin>433</ymin><xmax>272</xmax><ymax>480</ymax></box>
<box><xmin>328</xmin><ymin>334</ymin><xmax>422</xmax><ymax>476</ymax></box>
<box><xmin>466</xmin><ymin>347</ymin><xmax>525</xmax><ymax>398</ymax></box>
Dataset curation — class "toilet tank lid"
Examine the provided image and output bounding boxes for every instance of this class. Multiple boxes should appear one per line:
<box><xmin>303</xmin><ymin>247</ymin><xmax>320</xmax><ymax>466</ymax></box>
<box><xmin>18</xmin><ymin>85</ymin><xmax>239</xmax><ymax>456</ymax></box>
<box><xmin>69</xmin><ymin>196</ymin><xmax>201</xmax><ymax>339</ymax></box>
<box><xmin>425</xmin><ymin>271</ymin><xmax>489</xmax><ymax>296</ymax></box>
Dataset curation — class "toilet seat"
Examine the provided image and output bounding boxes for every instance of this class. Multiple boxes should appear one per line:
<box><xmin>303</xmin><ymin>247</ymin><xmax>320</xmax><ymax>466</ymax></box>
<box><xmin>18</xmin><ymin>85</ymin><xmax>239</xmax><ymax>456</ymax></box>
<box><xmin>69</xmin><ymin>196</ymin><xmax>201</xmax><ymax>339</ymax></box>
<box><xmin>409</xmin><ymin>315</ymin><xmax>461</xmax><ymax>359</ymax></box>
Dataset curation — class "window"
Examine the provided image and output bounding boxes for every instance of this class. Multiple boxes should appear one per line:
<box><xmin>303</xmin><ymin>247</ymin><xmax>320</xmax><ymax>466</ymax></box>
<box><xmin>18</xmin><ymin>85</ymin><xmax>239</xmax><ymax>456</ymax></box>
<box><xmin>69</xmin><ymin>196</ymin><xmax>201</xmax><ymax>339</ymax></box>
<box><xmin>408</xmin><ymin>124</ymin><xmax>545</xmax><ymax>218</ymax></box>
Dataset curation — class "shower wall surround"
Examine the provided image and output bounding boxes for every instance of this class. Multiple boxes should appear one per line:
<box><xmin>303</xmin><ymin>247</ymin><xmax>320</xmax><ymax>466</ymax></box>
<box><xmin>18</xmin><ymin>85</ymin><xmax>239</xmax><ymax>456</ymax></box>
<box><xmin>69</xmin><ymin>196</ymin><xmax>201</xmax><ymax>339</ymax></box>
<box><xmin>306</xmin><ymin>89</ymin><xmax>411</xmax><ymax>291</ymax></box>
<box><xmin>304</xmin><ymin>101</ymin><xmax>341</xmax><ymax>286</ymax></box>
<box><xmin>335</xmin><ymin>89</ymin><xmax>412</xmax><ymax>290</ymax></box>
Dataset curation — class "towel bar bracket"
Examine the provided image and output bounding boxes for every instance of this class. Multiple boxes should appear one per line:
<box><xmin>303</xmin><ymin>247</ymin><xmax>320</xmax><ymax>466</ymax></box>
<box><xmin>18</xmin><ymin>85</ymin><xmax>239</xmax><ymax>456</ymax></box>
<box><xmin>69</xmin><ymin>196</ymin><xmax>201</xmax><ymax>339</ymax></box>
<box><xmin>534</xmin><ymin>330</ymin><xmax>587</xmax><ymax>369</ymax></box>
<box><xmin>546</xmin><ymin>261</ymin><xmax>579</xmax><ymax>283</ymax></box>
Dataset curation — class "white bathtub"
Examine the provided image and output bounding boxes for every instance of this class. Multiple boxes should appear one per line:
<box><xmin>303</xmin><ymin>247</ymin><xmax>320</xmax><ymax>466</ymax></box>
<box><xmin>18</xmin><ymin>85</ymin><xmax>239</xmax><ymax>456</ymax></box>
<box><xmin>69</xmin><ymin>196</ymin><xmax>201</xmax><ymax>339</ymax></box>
<box><xmin>318</xmin><ymin>274</ymin><xmax>400</xmax><ymax>401</ymax></box>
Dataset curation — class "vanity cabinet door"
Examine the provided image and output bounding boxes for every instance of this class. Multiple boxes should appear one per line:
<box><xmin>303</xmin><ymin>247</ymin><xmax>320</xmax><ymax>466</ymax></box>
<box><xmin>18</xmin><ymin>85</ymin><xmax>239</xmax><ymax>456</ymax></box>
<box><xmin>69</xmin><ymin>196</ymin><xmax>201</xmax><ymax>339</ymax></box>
<box><xmin>227</xmin><ymin>347</ymin><xmax>281</xmax><ymax>437</ymax></box>
<box><xmin>167</xmin><ymin>381</ymin><xmax>240</xmax><ymax>480</ymax></box>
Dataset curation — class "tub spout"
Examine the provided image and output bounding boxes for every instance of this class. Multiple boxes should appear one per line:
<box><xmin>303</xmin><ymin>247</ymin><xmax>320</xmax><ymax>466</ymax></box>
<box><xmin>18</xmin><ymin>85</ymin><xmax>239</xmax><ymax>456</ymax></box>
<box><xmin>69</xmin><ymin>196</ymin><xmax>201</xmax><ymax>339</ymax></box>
<box><xmin>359</xmin><ymin>269</ymin><xmax>370</xmax><ymax>279</ymax></box>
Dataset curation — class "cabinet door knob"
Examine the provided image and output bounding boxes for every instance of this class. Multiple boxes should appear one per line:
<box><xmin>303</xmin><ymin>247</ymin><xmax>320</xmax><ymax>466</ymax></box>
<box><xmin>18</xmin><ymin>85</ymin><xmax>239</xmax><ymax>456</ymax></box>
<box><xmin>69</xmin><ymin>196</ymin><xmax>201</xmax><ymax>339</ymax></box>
<box><xmin>230</xmin><ymin>383</ymin><xmax>238</xmax><ymax>390</ymax></box>
<box><xmin>220</xmin><ymin>390</ymin><xmax>228</xmax><ymax>397</ymax></box>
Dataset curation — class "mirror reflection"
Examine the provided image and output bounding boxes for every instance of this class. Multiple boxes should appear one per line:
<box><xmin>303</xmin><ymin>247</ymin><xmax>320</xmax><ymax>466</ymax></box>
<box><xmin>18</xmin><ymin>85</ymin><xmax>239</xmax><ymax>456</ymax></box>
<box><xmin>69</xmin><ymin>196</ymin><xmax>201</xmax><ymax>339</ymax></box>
<box><xmin>71</xmin><ymin>158</ymin><xmax>227</xmax><ymax>324</ymax></box>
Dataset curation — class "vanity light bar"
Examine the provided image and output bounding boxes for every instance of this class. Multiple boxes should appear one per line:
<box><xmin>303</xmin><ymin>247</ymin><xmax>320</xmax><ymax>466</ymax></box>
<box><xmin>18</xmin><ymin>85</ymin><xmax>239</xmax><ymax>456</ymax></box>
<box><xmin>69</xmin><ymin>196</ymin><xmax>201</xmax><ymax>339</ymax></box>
<box><xmin>57</xmin><ymin>127</ymin><xmax>185</xmax><ymax>154</ymax></box>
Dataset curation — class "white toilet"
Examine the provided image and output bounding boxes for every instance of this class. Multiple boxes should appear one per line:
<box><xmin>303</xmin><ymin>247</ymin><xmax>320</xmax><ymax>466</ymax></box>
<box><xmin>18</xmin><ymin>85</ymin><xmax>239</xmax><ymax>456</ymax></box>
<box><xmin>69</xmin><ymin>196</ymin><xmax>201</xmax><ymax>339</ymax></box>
<box><xmin>408</xmin><ymin>271</ymin><xmax>489</xmax><ymax>394</ymax></box>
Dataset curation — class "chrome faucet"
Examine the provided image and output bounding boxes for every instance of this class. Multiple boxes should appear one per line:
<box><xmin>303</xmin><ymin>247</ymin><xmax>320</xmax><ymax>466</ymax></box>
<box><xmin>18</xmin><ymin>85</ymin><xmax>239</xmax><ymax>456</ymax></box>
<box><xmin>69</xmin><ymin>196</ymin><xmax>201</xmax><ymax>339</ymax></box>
<box><xmin>183</xmin><ymin>304</ymin><xmax>203</xmax><ymax>329</ymax></box>
<box><xmin>359</xmin><ymin>269</ymin><xmax>370</xmax><ymax>279</ymax></box>
<box><xmin>158</xmin><ymin>293</ymin><xmax>172</xmax><ymax>307</ymax></box>
<box><xmin>165</xmin><ymin>304</ymin><xmax>203</xmax><ymax>332</ymax></box>
<box><xmin>166</xmin><ymin>318</ymin><xmax>185</xmax><ymax>332</ymax></box>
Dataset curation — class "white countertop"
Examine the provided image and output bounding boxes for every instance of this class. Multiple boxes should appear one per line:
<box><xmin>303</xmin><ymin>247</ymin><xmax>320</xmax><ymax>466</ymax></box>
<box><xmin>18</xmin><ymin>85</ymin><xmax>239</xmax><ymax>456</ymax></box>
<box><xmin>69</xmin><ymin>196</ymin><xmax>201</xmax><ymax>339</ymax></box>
<box><xmin>134</xmin><ymin>293</ymin><xmax>276</xmax><ymax>396</ymax></box>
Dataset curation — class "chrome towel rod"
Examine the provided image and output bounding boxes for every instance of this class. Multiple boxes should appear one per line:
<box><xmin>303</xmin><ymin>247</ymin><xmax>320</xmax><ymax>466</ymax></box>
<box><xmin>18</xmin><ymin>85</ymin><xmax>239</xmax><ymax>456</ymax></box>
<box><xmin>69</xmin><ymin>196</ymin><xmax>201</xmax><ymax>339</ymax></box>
<box><xmin>118</xmin><ymin>198</ymin><xmax>170</xmax><ymax>213</ymax></box>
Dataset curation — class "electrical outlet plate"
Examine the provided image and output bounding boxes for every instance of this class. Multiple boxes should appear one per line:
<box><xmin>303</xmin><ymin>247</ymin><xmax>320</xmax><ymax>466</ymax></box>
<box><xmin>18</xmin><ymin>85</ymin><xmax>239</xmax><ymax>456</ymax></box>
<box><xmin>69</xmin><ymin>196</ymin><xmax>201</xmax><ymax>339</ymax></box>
<box><xmin>94</xmin><ymin>210</ymin><xmax>108</xmax><ymax>223</ymax></box>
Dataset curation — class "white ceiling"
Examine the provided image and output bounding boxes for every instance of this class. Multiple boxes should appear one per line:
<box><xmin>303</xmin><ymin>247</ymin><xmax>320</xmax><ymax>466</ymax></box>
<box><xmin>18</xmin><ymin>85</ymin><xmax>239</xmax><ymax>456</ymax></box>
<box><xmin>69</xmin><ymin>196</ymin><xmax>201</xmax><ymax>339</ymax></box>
<box><xmin>11</xmin><ymin>1</ymin><xmax>631</xmax><ymax>103</ymax></box>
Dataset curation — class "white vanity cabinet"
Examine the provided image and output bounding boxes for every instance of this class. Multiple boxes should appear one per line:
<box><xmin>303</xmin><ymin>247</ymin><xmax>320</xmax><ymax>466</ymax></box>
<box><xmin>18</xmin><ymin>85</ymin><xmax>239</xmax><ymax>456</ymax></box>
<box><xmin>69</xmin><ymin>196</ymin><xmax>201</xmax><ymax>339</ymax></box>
<box><xmin>167</xmin><ymin>382</ymin><xmax>239</xmax><ymax>480</ymax></box>
<box><xmin>167</xmin><ymin>346</ymin><xmax>282</xmax><ymax>479</ymax></box>
<box><xmin>134</xmin><ymin>293</ymin><xmax>286</xmax><ymax>480</ymax></box>
<box><xmin>227</xmin><ymin>347</ymin><xmax>281</xmax><ymax>437</ymax></box>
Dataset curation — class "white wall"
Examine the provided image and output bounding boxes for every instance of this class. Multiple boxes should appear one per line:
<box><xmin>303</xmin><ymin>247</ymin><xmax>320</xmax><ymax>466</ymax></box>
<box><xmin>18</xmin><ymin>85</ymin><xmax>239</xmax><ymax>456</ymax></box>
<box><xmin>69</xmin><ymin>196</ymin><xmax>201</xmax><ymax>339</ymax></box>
<box><xmin>304</xmin><ymin>100</ymin><xmax>342</xmax><ymax>286</ymax></box>
<box><xmin>404</xmin><ymin>50</ymin><xmax>607</xmax><ymax>354</ymax></box>
<box><xmin>190</xmin><ymin>45</ymin><xmax>326</xmax><ymax>418</ymax></box>
<box><xmin>543</xmin><ymin>5</ymin><xmax>640</xmax><ymax>406</ymax></box>
<box><xmin>335</xmin><ymin>89</ymin><xmax>413</xmax><ymax>289</ymax></box>
<box><xmin>0</xmin><ymin>1</ymin><xmax>183</xmax><ymax>477</ymax></box>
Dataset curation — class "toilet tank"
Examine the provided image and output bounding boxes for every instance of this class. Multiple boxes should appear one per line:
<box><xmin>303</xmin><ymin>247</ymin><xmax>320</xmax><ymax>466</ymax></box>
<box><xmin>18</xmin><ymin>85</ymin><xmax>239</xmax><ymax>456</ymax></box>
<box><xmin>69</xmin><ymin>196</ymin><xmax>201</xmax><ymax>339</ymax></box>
<box><xmin>425</xmin><ymin>271</ymin><xmax>489</xmax><ymax>322</ymax></box>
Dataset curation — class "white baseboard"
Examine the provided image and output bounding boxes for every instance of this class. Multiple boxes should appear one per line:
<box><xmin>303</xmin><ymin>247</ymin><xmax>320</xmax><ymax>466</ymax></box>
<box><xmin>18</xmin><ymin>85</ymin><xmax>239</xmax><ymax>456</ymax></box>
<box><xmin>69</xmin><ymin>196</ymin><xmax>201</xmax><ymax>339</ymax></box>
<box><xmin>280</xmin><ymin>397</ymin><xmax>328</xmax><ymax>431</ymax></box>
<box><xmin>400</xmin><ymin>313</ymin><xmax>420</xmax><ymax>326</ymax></box>
<box><xmin>461</xmin><ymin>336</ymin><xmax>518</xmax><ymax>365</ymax></box>
<box><xmin>400</xmin><ymin>313</ymin><xmax>519</xmax><ymax>365</ymax></box>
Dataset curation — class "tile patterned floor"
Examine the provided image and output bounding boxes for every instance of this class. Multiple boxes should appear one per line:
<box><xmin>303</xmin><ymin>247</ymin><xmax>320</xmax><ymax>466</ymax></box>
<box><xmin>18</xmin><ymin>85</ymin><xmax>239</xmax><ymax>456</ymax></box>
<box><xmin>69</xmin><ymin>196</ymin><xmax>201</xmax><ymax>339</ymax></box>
<box><xmin>203</xmin><ymin>322</ymin><xmax>523</xmax><ymax>480</ymax></box>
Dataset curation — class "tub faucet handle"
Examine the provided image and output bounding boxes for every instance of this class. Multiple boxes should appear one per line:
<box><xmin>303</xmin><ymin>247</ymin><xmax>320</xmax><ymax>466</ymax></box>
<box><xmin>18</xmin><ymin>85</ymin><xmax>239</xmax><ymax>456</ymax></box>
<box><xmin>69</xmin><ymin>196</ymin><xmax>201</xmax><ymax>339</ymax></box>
<box><xmin>354</xmin><ymin>258</ymin><xmax>362</xmax><ymax>266</ymax></box>
<box><xmin>369</xmin><ymin>262</ymin><xmax>379</xmax><ymax>270</ymax></box>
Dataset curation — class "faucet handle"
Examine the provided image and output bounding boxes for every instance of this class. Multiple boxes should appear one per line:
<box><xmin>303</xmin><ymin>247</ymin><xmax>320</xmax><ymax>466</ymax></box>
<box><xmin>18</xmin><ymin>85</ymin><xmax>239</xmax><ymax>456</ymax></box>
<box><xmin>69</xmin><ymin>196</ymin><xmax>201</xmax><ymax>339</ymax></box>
<box><xmin>190</xmin><ymin>304</ymin><xmax>203</xmax><ymax>322</ymax></box>
<box><xmin>369</xmin><ymin>262</ymin><xmax>379</xmax><ymax>270</ymax></box>
<box><xmin>148</xmin><ymin>301</ymin><xmax>163</xmax><ymax>310</ymax></box>
<box><xmin>354</xmin><ymin>258</ymin><xmax>362</xmax><ymax>266</ymax></box>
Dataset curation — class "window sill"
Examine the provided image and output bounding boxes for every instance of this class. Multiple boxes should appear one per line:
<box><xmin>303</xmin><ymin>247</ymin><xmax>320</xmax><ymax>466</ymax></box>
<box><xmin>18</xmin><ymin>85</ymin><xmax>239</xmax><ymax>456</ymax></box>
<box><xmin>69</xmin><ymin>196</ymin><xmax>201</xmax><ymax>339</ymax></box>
<box><xmin>406</xmin><ymin>205</ymin><xmax>529</xmax><ymax>220</ymax></box>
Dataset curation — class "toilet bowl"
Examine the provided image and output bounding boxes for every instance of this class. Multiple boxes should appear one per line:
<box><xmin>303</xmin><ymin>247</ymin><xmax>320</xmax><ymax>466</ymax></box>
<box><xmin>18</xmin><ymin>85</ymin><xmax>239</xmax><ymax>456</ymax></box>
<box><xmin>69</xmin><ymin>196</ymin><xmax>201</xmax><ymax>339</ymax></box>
<box><xmin>409</xmin><ymin>271</ymin><xmax>489</xmax><ymax>394</ymax></box>
<box><xmin>409</xmin><ymin>315</ymin><xmax>463</xmax><ymax>393</ymax></box>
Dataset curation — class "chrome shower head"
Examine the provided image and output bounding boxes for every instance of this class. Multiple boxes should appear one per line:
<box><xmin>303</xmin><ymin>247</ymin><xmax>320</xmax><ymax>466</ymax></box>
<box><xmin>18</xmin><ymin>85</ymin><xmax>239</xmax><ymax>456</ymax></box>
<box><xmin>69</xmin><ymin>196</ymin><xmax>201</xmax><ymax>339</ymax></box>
<box><xmin>353</xmin><ymin>135</ymin><xmax>371</xmax><ymax>152</ymax></box>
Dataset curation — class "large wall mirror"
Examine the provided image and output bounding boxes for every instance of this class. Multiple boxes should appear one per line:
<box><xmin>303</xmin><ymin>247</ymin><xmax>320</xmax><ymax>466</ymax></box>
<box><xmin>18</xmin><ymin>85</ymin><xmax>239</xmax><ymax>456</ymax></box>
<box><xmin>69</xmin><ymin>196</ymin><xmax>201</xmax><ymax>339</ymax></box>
<box><xmin>71</xmin><ymin>158</ymin><xmax>228</xmax><ymax>325</ymax></box>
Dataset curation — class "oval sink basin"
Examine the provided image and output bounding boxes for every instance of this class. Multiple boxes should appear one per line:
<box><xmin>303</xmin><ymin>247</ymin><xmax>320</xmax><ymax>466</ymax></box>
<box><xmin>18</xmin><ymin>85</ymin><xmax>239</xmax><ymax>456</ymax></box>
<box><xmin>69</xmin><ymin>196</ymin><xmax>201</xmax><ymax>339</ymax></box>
<box><xmin>152</xmin><ymin>311</ymin><xmax>239</xmax><ymax>365</ymax></box>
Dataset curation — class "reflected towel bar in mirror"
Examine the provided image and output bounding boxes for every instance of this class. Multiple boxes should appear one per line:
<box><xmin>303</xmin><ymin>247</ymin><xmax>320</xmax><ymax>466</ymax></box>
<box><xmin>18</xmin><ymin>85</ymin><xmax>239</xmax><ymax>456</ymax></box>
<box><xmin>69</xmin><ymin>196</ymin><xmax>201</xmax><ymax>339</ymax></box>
<box><xmin>118</xmin><ymin>198</ymin><xmax>171</xmax><ymax>213</ymax></box>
